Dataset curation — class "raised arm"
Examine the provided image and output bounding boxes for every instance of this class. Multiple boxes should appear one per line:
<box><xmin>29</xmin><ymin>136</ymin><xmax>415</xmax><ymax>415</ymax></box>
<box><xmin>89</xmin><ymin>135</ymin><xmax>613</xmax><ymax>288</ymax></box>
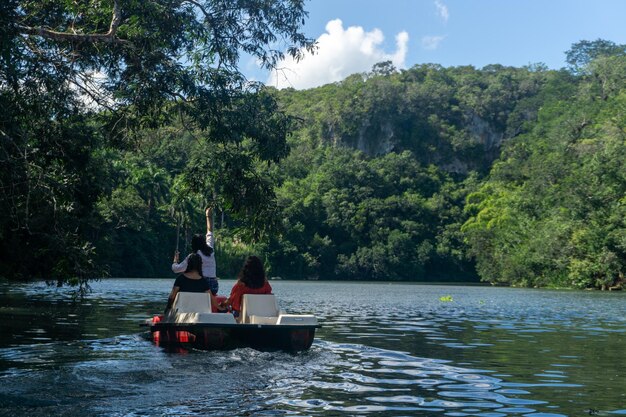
<box><xmin>205</xmin><ymin>206</ymin><xmax>214</xmax><ymax>234</ymax></box>
<box><xmin>205</xmin><ymin>206</ymin><xmax>215</xmax><ymax>248</ymax></box>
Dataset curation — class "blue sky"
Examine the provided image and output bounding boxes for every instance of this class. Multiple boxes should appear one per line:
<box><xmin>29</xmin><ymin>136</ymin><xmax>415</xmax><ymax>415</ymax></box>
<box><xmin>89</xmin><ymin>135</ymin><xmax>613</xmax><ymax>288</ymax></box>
<box><xmin>246</xmin><ymin>0</ymin><xmax>626</xmax><ymax>89</ymax></box>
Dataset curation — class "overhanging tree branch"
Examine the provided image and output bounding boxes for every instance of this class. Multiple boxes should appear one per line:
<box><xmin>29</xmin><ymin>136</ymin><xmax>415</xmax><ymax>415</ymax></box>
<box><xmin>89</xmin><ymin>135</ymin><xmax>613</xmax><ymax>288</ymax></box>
<box><xmin>182</xmin><ymin>0</ymin><xmax>212</xmax><ymax>20</ymax></box>
<box><xmin>16</xmin><ymin>0</ymin><xmax>125</xmax><ymax>44</ymax></box>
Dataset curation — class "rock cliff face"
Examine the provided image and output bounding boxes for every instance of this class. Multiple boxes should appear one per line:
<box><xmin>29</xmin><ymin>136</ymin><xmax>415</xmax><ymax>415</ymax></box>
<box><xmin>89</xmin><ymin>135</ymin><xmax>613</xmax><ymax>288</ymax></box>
<box><xmin>466</xmin><ymin>113</ymin><xmax>505</xmax><ymax>151</ymax></box>
<box><xmin>355</xmin><ymin>121</ymin><xmax>396</xmax><ymax>156</ymax></box>
<box><xmin>324</xmin><ymin>119</ymin><xmax>396</xmax><ymax>156</ymax></box>
<box><xmin>324</xmin><ymin>112</ymin><xmax>509</xmax><ymax>175</ymax></box>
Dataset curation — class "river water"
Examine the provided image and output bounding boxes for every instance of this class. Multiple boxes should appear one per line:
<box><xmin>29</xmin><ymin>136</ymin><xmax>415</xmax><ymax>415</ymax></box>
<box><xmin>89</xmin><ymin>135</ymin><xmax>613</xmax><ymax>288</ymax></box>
<box><xmin>0</xmin><ymin>279</ymin><xmax>624</xmax><ymax>416</ymax></box>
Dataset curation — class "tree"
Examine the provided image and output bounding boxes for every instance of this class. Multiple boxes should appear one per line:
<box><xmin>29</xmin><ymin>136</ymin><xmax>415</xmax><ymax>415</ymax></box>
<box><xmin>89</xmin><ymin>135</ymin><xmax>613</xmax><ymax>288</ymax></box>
<box><xmin>462</xmin><ymin>69</ymin><xmax>626</xmax><ymax>289</ymax></box>
<box><xmin>370</xmin><ymin>61</ymin><xmax>397</xmax><ymax>77</ymax></box>
<box><xmin>565</xmin><ymin>39</ymin><xmax>626</xmax><ymax>74</ymax></box>
<box><xmin>0</xmin><ymin>0</ymin><xmax>314</xmax><ymax>289</ymax></box>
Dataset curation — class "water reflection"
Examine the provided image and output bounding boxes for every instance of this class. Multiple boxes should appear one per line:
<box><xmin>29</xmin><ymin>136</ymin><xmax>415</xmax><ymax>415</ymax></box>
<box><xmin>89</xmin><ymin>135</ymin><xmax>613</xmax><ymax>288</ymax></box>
<box><xmin>1</xmin><ymin>280</ymin><xmax>625</xmax><ymax>416</ymax></box>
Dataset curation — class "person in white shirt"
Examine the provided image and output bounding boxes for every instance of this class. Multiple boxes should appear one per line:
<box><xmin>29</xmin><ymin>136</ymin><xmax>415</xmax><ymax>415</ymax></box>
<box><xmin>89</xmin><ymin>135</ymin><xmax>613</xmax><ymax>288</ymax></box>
<box><xmin>172</xmin><ymin>207</ymin><xmax>218</xmax><ymax>294</ymax></box>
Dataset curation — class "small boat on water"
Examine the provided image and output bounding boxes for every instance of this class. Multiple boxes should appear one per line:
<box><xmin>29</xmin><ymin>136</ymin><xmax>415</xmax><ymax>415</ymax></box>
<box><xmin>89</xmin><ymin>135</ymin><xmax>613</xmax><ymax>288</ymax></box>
<box><xmin>143</xmin><ymin>292</ymin><xmax>320</xmax><ymax>352</ymax></box>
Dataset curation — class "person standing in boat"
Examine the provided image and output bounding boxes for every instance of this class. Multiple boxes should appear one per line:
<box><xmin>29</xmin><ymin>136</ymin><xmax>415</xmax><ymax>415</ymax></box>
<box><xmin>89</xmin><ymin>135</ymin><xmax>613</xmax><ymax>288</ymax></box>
<box><xmin>219</xmin><ymin>255</ymin><xmax>272</xmax><ymax>320</ymax></box>
<box><xmin>165</xmin><ymin>253</ymin><xmax>218</xmax><ymax>313</ymax></box>
<box><xmin>172</xmin><ymin>207</ymin><xmax>218</xmax><ymax>294</ymax></box>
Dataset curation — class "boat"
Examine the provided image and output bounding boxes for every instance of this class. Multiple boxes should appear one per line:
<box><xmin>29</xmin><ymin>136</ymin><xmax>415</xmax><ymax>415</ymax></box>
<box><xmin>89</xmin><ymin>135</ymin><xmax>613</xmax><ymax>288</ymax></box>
<box><xmin>143</xmin><ymin>292</ymin><xmax>320</xmax><ymax>352</ymax></box>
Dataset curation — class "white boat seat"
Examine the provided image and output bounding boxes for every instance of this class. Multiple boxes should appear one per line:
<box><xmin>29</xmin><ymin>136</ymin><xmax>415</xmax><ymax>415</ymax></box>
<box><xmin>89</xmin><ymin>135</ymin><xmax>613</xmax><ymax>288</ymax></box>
<box><xmin>172</xmin><ymin>292</ymin><xmax>212</xmax><ymax>313</ymax></box>
<box><xmin>277</xmin><ymin>314</ymin><xmax>318</xmax><ymax>325</ymax></box>
<box><xmin>172</xmin><ymin>312</ymin><xmax>237</xmax><ymax>325</ymax></box>
<box><xmin>167</xmin><ymin>292</ymin><xmax>236</xmax><ymax>324</ymax></box>
<box><xmin>241</xmin><ymin>294</ymin><xmax>280</xmax><ymax>324</ymax></box>
<box><xmin>249</xmin><ymin>316</ymin><xmax>278</xmax><ymax>325</ymax></box>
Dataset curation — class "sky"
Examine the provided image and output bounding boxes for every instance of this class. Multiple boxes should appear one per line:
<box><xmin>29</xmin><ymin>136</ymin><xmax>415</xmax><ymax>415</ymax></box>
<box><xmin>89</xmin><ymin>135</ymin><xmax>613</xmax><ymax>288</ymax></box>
<box><xmin>242</xmin><ymin>0</ymin><xmax>626</xmax><ymax>90</ymax></box>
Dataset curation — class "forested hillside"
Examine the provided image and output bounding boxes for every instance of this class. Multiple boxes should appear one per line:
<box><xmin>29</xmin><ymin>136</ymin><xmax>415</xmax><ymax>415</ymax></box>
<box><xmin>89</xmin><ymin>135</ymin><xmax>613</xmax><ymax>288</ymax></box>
<box><xmin>2</xmin><ymin>9</ymin><xmax>624</xmax><ymax>293</ymax></box>
<box><xmin>462</xmin><ymin>49</ymin><xmax>626</xmax><ymax>289</ymax></box>
<box><xmin>263</xmin><ymin>61</ymin><xmax>570</xmax><ymax>282</ymax></box>
<box><xmin>262</xmin><ymin>40</ymin><xmax>625</xmax><ymax>289</ymax></box>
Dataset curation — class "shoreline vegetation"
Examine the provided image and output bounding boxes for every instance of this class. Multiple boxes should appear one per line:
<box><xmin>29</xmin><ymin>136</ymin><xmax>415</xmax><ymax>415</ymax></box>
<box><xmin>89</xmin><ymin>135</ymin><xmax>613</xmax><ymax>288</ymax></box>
<box><xmin>22</xmin><ymin>276</ymin><xmax>619</xmax><ymax>293</ymax></box>
<box><xmin>0</xmin><ymin>2</ymin><xmax>624</xmax><ymax>291</ymax></box>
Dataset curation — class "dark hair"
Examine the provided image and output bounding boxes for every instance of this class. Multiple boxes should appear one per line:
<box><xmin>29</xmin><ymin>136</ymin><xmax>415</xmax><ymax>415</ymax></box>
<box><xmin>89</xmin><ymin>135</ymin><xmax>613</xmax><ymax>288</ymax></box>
<box><xmin>237</xmin><ymin>255</ymin><xmax>266</xmax><ymax>289</ymax></box>
<box><xmin>185</xmin><ymin>253</ymin><xmax>203</xmax><ymax>274</ymax></box>
<box><xmin>191</xmin><ymin>234</ymin><xmax>213</xmax><ymax>257</ymax></box>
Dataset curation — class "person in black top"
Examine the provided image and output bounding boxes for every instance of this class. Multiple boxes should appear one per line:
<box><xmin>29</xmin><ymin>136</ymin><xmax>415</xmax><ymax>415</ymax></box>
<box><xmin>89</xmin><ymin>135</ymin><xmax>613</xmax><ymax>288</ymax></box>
<box><xmin>165</xmin><ymin>253</ymin><xmax>217</xmax><ymax>313</ymax></box>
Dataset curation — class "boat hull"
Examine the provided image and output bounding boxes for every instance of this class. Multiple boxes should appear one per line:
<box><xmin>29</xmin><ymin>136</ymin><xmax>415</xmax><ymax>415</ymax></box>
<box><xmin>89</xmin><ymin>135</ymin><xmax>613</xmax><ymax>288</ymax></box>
<box><xmin>149</xmin><ymin>322</ymin><xmax>318</xmax><ymax>352</ymax></box>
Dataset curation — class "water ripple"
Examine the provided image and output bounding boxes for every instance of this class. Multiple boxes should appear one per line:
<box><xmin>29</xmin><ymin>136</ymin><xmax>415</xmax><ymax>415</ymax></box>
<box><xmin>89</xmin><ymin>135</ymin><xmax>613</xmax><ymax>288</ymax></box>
<box><xmin>261</xmin><ymin>340</ymin><xmax>553</xmax><ymax>415</ymax></box>
<box><xmin>1</xmin><ymin>280</ymin><xmax>625</xmax><ymax>417</ymax></box>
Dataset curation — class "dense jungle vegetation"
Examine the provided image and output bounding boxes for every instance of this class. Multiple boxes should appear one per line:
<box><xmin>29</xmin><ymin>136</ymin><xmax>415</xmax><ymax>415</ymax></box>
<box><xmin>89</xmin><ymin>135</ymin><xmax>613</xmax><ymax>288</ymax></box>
<box><xmin>1</xmin><ymin>1</ymin><xmax>624</xmax><ymax>290</ymax></box>
<box><xmin>266</xmin><ymin>43</ymin><xmax>626</xmax><ymax>289</ymax></box>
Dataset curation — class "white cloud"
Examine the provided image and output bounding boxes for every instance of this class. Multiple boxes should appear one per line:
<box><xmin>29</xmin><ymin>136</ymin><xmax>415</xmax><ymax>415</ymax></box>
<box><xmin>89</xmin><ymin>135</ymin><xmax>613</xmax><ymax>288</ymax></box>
<box><xmin>267</xmin><ymin>19</ymin><xmax>409</xmax><ymax>90</ymax></box>
<box><xmin>421</xmin><ymin>35</ymin><xmax>445</xmax><ymax>50</ymax></box>
<box><xmin>435</xmin><ymin>0</ymin><xmax>449</xmax><ymax>23</ymax></box>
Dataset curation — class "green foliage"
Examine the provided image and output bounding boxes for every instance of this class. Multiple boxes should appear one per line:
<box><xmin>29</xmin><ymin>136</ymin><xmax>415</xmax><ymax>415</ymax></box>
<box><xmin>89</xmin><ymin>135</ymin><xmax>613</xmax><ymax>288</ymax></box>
<box><xmin>268</xmin><ymin>42</ymin><xmax>625</xmax><ymax>288</ymax></box>
<box><xmin>463</xmin><ymin>52</ymin><xmax>626</xmax><ymax>289</ymax></box>
<box><xmin>566</xmin><ymin>39</ymin><xmax>626</xmax><ymax>74</ymax></box>
<box><xmin>0</xmin><ymin>0</ymin><xmax>313</xmax><ymax>288</ymax></box>
<box><xmin>274</xmin><ymin>61</ymin><xmax>554</xmax><ymax>174</ymax></box>
<box><xmin>2</xmin><ymin>18</ymin><xmax>624</xmax><ymax>291</ymax></box>
<box><xmin>262</xmin><ymin>148</ymin><xmax>477</xmax><ymax>281</ymax></box>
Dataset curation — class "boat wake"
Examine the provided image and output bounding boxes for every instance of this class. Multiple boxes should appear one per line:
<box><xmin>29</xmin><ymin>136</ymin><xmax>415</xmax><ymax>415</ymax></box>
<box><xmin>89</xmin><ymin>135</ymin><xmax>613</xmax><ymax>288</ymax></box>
<box><xmin>0</xmin><ymin>334</ymin><xmax>571</xmax><ymax>416</ymax></box>
<box><xmin>258</xmin><ymin>339</ymin><xmax>563</xmax><ymax>416</ymax></box>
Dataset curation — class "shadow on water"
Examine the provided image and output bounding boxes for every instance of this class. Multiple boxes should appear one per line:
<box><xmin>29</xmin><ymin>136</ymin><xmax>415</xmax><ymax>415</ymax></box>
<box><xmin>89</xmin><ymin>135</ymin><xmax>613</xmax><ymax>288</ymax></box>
<box><xmin>1</xmin><ymin>279</ymin><xmax>625</xmax><ymax>416</ymax></box>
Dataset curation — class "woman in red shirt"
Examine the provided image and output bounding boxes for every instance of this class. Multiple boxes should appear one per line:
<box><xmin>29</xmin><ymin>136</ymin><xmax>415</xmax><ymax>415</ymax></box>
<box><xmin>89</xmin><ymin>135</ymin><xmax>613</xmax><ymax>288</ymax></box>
<box><xmin>220</xmin><ymin>255</ymin><xmax>272</xmax><ymax>319</ymax></box>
